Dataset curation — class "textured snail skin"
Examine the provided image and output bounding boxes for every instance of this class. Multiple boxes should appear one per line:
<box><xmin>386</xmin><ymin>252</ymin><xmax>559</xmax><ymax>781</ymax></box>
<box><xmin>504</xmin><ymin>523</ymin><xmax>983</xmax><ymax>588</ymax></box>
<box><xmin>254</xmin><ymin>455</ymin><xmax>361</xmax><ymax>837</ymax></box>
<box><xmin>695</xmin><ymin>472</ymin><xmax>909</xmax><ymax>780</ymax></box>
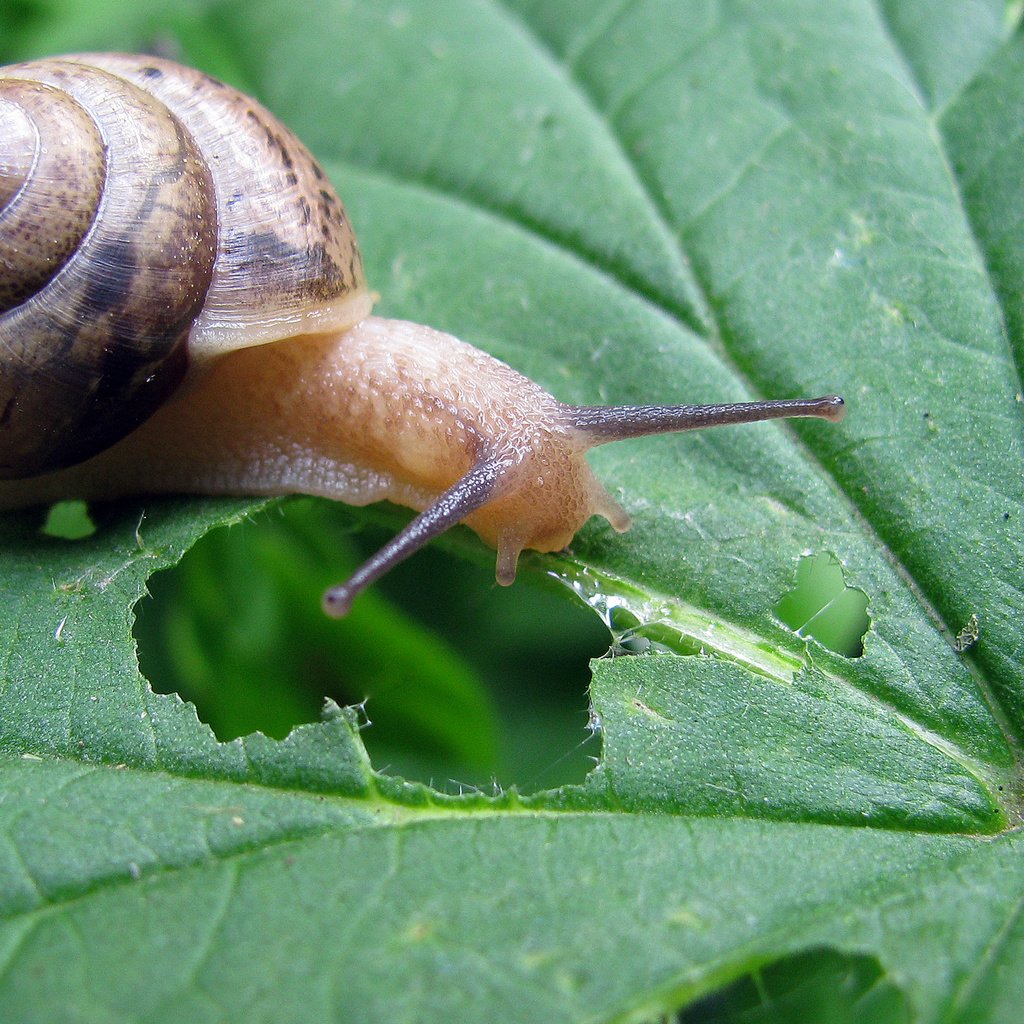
<box><xmin>2</xmin><ymin>317</ymin><xmax>630</xmax><ymax>556</ymax></box>
<box><xmin>0</xmin><ymin>54</ymin><xmax>845</xmax><ymax>615</ymax></box>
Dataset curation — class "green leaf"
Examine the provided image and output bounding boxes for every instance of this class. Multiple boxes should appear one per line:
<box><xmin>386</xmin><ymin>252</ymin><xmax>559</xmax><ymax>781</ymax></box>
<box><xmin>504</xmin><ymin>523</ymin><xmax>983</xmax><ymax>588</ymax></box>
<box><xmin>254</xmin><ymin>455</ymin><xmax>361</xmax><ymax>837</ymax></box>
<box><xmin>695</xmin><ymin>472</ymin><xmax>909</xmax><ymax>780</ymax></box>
<box><xmin>583</xmin><ymin>657</ymin><xmax>1000</xmax><ymax>830</ymax></box>
<box><xmin>1</xmin><ymin>2</ymin><xmax>1022</xmax><ymax>1021</ymax></box>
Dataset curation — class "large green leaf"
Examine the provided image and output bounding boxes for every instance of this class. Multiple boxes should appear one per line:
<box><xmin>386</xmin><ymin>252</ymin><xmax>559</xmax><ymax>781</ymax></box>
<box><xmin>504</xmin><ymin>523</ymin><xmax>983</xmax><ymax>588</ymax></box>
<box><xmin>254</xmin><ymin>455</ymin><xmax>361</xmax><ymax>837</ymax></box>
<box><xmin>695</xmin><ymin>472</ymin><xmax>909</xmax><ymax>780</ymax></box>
<box><xmin>1</xmin><ymin>1</ymin><xmax>1021</xmax><ymax>1020</ymax></box>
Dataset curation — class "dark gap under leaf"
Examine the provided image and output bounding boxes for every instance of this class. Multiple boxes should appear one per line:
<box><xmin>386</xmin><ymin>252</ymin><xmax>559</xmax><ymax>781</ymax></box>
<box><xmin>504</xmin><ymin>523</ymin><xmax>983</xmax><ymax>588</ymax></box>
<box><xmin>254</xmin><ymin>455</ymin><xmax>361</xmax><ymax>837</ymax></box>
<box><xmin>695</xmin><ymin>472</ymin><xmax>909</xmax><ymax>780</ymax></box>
<box><xmin>679</xmin><ymin>947</ymin><xmax>909</xmax><ymax>1024</ymax></box>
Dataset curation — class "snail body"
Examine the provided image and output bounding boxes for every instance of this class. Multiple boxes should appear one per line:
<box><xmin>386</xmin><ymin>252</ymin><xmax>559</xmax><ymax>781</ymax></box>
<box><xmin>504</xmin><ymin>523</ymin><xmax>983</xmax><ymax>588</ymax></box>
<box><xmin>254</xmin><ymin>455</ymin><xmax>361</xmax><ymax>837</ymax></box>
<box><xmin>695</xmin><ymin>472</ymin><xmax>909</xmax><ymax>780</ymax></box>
<box><xmin>0</xmin><ymin>54</ymin><xmax>845</xmax><ymax>615</ymax></box>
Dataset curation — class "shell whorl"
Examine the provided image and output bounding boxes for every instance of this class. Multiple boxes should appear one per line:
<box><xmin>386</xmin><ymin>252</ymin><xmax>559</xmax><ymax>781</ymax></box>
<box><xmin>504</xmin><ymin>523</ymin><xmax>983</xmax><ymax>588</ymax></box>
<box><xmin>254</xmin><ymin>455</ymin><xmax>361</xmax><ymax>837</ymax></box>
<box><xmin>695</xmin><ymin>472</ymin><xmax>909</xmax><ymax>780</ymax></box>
<box><xmin>0</xmin><ymin>54</ymin><xmax>371</xmax><ymax>478</ymax></box>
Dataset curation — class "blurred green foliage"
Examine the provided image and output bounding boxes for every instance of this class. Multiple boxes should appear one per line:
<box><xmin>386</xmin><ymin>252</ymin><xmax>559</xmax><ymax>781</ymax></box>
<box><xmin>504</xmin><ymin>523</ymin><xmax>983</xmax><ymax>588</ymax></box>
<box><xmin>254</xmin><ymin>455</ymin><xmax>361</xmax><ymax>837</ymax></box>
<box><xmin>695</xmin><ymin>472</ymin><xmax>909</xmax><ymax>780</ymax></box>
<box><xmin>133</xmin><ymin>499</ymin><xmax>611</xmax><ymax>791</ymax></box>
<box><xmin>682</xmin><ymin>949</ymin><xmax>909</xmax><ymax>1024</ymax></box>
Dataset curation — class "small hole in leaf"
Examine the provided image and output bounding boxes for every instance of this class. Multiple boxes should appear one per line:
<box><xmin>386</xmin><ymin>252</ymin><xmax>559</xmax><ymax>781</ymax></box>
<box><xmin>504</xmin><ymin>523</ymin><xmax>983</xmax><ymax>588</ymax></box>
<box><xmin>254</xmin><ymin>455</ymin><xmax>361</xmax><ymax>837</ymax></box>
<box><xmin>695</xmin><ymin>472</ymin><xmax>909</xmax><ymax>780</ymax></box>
<box><xmin>134</xmin><ymin>499</ymin><xmax>607</xmax><ymax>793</ymax></box>
<box><xmin>776</xmin><ymin>553</ymin><xmax>869</xmax><ymax>658</ymax></box>
<box><xmin>40</xmin><ymin>500</ymin><xmax>97</xmax><ymax>540</ymax></box>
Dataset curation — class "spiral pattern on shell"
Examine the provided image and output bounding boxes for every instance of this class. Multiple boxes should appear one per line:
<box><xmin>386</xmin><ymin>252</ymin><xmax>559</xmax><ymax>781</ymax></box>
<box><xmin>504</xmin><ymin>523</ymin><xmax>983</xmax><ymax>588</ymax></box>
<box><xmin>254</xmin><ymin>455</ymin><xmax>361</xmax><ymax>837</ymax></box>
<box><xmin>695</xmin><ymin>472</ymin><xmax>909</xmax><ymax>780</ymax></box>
<box><xmin>0</xmin><ymin>53</ymin><xmax>372</xmax><ymax>478</ymax></box>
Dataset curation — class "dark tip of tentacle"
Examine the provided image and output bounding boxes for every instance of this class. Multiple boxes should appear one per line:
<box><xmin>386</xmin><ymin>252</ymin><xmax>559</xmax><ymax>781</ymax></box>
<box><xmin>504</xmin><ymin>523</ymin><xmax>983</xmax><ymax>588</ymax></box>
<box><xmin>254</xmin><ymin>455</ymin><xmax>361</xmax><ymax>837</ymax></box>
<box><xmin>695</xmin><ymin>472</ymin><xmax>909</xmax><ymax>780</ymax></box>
<box><xmin>817</xmin><ymin>395</ymin><xmax>846</xmax><ymax>422</ymax></box>
<box><xmin>322</xmin><ymin>585</ymin><xmax>356</xmax><ymax>619</ymax></box>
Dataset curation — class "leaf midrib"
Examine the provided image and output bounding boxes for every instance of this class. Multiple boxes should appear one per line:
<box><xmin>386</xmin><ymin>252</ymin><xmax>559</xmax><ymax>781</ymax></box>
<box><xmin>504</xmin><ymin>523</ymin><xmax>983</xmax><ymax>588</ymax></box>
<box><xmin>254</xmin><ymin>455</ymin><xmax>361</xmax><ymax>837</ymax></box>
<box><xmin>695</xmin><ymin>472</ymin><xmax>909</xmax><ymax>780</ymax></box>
<box><xmin>0</xmin><ymin>769</ymin><xmax>992</xmax><ymax>933</ymax></box>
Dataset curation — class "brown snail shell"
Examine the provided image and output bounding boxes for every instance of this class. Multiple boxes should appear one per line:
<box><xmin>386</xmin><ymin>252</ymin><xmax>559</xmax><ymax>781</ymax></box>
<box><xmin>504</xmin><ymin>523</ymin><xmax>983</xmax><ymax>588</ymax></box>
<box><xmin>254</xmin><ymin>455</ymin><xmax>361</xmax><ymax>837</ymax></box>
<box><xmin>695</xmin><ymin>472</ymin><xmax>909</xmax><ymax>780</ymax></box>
<box><xmin>0</xmin><ymin>53</ymin><xmax>369</xmax><ymax>477</ymax></box>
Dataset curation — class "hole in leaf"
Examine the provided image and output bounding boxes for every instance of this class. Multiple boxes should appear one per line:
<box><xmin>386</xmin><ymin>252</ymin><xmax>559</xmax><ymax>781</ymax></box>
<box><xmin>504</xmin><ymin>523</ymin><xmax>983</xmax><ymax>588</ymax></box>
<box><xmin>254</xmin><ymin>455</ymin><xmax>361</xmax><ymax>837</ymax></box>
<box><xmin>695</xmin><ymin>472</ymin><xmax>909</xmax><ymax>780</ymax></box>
<box><xmin>40</xmin><ymin>500</ymin><xmax>97</xmax><ymax>540</ymax></box>
<box><xmin>679</xmin><ymin>948</ymin><xmax>908</xmax><ymax>1023</ymax></box>
<box><xmin>776</xmin><ymin>553</ymin><xmax>869</xmax><ymax>658</ymax></box>
<box><xmin>134</xmin><ymin>498</ymin><xmax>609</xmax><ymax>793</ymax></box>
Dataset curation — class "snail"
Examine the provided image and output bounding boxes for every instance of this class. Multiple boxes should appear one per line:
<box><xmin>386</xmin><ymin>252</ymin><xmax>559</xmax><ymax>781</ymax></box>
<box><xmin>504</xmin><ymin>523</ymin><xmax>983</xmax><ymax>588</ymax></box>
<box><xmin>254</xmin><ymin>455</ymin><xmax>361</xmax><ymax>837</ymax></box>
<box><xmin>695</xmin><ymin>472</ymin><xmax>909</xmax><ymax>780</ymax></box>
<box><xmin>0</xmin><ymin>53</ymin><xmax>846</xmax><ymax>617</ymax></box>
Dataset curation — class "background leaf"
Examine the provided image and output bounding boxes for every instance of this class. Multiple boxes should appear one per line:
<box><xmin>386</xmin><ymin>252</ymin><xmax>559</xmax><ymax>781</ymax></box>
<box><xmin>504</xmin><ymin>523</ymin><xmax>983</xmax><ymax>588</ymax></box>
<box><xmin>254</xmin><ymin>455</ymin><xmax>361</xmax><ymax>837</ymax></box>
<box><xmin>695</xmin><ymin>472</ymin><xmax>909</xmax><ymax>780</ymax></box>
<box><xmin>1</xmin><ymin>2</ymin><xmax>1022</xmax><ymax>1021</ymax></box>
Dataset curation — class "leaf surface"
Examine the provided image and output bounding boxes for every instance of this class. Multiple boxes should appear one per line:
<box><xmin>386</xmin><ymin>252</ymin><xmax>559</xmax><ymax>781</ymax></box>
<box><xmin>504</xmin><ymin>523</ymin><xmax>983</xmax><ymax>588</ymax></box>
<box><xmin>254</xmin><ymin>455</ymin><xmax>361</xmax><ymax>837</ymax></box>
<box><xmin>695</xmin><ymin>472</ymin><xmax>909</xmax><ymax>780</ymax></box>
<box><xmin>1</xmin><ymin>2</ymin><xmax>1021</xmax><ymax>1021</ymax></box>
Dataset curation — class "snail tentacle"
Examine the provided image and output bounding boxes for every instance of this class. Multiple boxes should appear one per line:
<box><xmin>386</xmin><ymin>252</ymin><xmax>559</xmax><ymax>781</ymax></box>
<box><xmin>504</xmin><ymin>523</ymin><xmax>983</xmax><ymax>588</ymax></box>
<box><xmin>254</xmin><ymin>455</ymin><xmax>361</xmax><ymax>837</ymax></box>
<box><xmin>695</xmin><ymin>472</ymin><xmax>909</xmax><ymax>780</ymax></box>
<box><xmin>322</xmin><ymin>456</ymin><xmax>508</xmax><ymax>618</ymax></box>
<box><xmin>567</xmin><ymin>395</ymin><xmax>847</xmax><ymax>443</ymax></box>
